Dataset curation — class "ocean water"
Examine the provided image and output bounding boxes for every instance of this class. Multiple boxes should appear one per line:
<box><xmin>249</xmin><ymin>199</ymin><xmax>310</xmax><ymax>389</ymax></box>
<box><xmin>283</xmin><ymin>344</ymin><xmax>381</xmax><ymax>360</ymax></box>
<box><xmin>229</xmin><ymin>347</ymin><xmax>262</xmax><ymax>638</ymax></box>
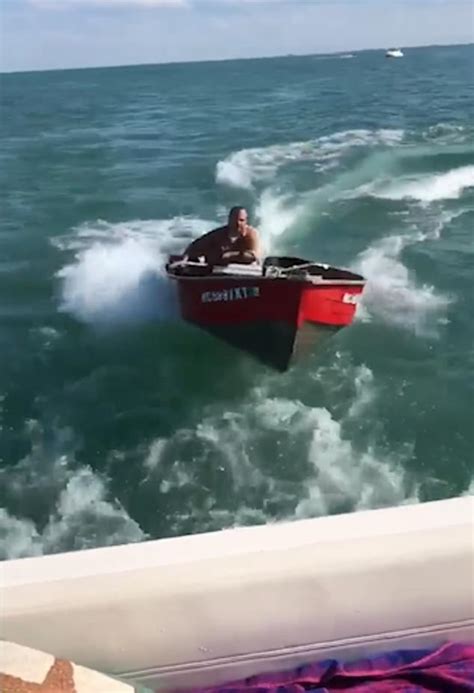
<box><xmin>1</xmin><ymin>44</ymin><xmax>473</xmax><ymax>559</ymax></box>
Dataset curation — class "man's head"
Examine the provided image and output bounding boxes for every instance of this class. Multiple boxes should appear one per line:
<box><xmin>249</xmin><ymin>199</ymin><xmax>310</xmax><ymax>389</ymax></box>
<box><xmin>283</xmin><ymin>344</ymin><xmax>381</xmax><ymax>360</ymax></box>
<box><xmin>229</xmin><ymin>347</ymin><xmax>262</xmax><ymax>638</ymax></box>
<box><xmin>228</xmin><ymin>206</ymin><xmax>248</xmax><ymax>236</ymax></box>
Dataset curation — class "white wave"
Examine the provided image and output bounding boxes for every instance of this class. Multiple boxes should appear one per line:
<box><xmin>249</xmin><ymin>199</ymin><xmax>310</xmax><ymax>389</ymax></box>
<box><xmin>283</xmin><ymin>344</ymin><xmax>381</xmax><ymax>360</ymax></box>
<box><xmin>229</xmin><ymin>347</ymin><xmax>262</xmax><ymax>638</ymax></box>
<box><xmin>207</xmin><ymin>506</ymin><xmax>269</xmax><ymax>529</ymax></box>
<box><xmin>195</xmin><ymin>413</ymin><xmax>267</xmax><ymax>492</ymax></box>
<box><xmin>216</xmin><ymin>129</ymin><xmax>404</xmax><ymax>189</ymax></box>
<box><xmin>359</xmin><ymin>165</ymin><xmax>474</xmax><ymax>203</ymax></box>
<box><xmin>0</xmin><ymin>419</ymin><xmax>146</xmax><ymax>559</ymax></box>
<box><xmin>1</xmin><ymin>355</ymin><xmax>416</xmax><ymax>559</ymax></box>
<box><xmin>254</xmin><ymin>188</ymin><xmax>307</xmax><ymax>252</ymax></box>
<box><xmin>244</xmin><ymin>386</ymin><xmax>414</xmax><ymax>517</ymax></box>
<box><xmin>0</xmin><ymin>419</ymin><xmax>74</xmax><ymax>511</ymax></box>
<box><xmin>56</xmin><ymin>217</ymin><xmax>212</xmax><ymax>326</ymax></box>
<box><xmin>164</xmin><ymin>505</ymin><xmax>270</xmax><ymax>535</ymax></box>
<box><xmin>0</xmin><ymin>470</ymin><xmax>146</xmax><ymax>559</ymax></box>
<box><xmin>42</xmin><ymin>467</ymin><xmax>146</xmax><ymax>554</ymax></box>
<box><xmin>422</xmin><ymin>122</ymin><xmax>471</xmax><ymax>144</ymax></box>
<box><xmin>160</xmin><ymin>461</ymin><xmax>193</xmax><ymax>494</ymax></box>
<box><xmin>143</xmin><ymin>438</ymin><xmax>167</xmax><ymax>472</ymax></box>
<box><xmin>295</xmin><ymin>407</ymin><xmax>416</xmax><ymax>518</ymax></box>
<box><xmin>463</xmin><ymin>479</ymin><xmax>474</xmax><ymax>496</ymax></box>
<box><xmin>30</xmin><ymin>326</ymin><xmax>62</xmax><ymax>350</ymax></box>
<box><xmin>216</xmin><ymin>154</ymin><xmax>255</xmax><ymax>189</ymax></box>
<box><xmin>0</xmin><ymin>509</ymin><xmax>42</xmax><ymax>560</ymax></box>
<box><xmin>58</xmin><ymin>237</ymin><xmax>173</xmax><ymax>325</ymax></box>
<box><xmin>355</xmin><ymin>234</ymin><xmax>451</xmax><ymax>334</ymax></box>
<box><xmin>141</xmin><ymin>360</ymin><xmax>415</xmax><ymax>531</ymax></box>
<box><xmin>347</xmin><ymin>365</ymin><xmax>376</xmax><ymax>419</ymax></box>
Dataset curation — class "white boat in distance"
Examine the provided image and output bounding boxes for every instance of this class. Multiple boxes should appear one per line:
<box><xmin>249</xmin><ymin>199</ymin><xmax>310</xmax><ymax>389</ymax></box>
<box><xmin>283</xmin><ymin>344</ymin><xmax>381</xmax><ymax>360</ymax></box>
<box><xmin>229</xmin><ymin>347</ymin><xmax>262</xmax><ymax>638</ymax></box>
<box><xmin>386</xmin><ymin>48</ymin><xmax>404</xmax><ymax>58</ymax></box>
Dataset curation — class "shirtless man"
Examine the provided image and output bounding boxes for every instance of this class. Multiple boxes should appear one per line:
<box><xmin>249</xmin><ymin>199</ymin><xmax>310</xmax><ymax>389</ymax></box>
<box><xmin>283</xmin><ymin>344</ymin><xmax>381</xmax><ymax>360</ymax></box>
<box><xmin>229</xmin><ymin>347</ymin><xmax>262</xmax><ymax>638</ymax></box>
<box><xmin>184</xmin><ymin>207</ymin><xmax>261</xmax><ymax>265</ymax></box>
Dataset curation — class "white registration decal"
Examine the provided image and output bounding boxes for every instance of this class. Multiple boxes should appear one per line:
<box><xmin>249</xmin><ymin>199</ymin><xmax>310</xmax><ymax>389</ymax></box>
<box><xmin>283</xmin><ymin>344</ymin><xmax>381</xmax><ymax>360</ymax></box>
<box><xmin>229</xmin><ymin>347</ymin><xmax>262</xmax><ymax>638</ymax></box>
<box><xmin>201</xmin><ymin>286</ymin><xmax>260</xmax><ymax>303</ymax></box>
<box><xmin>342</xmin><ymin>293</ymin><xmax>360</xmax><ymax>305</ymax></box>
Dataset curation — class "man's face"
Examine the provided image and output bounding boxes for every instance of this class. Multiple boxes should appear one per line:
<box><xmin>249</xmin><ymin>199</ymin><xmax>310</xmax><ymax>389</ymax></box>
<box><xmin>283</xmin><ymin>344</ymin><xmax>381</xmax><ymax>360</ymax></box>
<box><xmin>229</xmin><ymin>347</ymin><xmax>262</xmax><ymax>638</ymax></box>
<box><xmin>231</xmin><ymin>209</ymin><xmax>248</xmax><ymax>235</ymax></box>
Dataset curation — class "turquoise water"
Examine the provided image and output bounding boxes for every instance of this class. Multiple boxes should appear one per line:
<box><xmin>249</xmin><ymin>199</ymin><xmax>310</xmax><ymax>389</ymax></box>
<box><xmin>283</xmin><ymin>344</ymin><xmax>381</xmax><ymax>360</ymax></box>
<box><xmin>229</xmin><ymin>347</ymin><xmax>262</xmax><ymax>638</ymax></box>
<box><xmin>1</xmin><ymin>44</ymin><xmax>473</xmax><ymax>558</ymax></box>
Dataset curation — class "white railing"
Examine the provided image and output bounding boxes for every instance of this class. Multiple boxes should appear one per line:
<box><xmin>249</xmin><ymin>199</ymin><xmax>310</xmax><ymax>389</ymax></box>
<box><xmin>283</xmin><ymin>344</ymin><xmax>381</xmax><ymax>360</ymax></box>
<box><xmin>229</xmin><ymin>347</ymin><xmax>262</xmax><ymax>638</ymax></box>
<box><xmin>1</xmin><ymin>497</ymin><xmax>473</xmax><ymax>691</ymax></box>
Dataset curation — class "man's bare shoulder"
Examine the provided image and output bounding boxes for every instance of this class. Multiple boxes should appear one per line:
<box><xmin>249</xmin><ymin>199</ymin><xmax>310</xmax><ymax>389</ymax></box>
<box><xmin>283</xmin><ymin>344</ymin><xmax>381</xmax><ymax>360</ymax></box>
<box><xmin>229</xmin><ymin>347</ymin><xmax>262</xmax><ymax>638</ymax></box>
<box><xmin>188</xmin><ymin>225</ymin><xmax>225</xmax><ymax>246</ymax></box>
<box><xmin>203</xmin><ymin>225</ymin><xmax>227</xmax><ymax>240</ymax></box>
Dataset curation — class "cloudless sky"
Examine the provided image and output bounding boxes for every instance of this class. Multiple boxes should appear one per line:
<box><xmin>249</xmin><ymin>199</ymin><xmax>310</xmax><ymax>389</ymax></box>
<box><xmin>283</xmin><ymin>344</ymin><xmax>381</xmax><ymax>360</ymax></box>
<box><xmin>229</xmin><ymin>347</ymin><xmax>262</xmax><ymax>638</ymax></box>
<box><xmin>1</xmin><ymin>0</ymin><xmax>473</xmax><ymax>72</ymax></box>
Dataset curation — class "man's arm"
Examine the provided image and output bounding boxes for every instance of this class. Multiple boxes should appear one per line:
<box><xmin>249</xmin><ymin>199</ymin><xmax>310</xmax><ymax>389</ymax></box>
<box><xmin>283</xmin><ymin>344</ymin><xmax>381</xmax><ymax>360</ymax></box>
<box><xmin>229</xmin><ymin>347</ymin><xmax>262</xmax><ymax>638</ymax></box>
<box><xmin>222</xmin><ymin>227</ymin><xmax>261</xmax><ymax>263</ymax></box>
<box><xmin>184</xmin><ymin>227</ymin><xmax>222</xmax><ymax>259</ymax></box>
<box><xmin>247</xmin><ymin>226</ymin><xmax>261</xmax><ymax>261</ymax></box>
<box><xmin>222</xmin><ymin>226</ymin><xmax>261</xmax><ymax>264</ymax></box>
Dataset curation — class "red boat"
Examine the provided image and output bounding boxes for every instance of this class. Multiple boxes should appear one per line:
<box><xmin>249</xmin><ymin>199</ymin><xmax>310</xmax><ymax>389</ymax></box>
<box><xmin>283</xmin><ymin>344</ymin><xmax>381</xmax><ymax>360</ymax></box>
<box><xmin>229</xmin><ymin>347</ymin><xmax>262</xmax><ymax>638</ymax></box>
<box><xmin>166</xmin><ymin>256</ymin><xmax>366</xmax><ymax>371</ymax></box>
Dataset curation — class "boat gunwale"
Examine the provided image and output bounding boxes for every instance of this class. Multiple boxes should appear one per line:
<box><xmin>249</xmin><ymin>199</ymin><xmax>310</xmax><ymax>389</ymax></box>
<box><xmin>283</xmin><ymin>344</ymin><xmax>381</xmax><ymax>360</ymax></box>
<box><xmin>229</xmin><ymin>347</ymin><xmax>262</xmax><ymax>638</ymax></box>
<box><xmin>166</xmin><ymin>271</ymin><xmax>366</xmax><ymax>287</ymax></box>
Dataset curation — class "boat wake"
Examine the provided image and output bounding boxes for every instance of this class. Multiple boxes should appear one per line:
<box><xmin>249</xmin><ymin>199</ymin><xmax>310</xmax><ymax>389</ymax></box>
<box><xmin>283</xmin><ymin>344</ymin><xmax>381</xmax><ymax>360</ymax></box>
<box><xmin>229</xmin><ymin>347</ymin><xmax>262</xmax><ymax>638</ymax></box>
<box><xmin>216</xmin><ymin>129</ymin><xmax>405</xmax><ymax>189</ymax></box>
<box><xmin>354</xmin><ymin>232</ymin><xmax>451</xmax><ymax>335</ymax></box>
<box><xmin>0</xmin><ymin>419</ymin><xmax>146</xmax><ymax>560</ymax></box>
<box><xmin>215</xmin><ymin>126</ymin><xmax>471</xmax><ymax>340</ymax></box>
<box><xmin>54</xmin><ymin>218</ymin><xmax>213</xmax><ymax>326</ymax></box>
<box><xmin>0</xmin><ymin>350</ymin><xmax>421</xmax><ymax>559</ymax></box>
<box><xmin>352</xmin><ymin>165</ymin><xmax>474</xmax><ymax>203</ymax></box>
<box><xmin>138</xmin><ymin>355</ymin><xmax>420</xmax><ymax>535</ymax></box>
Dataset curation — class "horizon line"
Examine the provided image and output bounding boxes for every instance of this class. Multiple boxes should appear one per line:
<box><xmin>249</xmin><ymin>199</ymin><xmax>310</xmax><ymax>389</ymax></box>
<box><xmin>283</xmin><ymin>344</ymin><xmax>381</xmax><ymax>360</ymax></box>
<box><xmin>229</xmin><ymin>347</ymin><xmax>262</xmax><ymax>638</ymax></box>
<box><xmin>2</xmin><ymin>40</ymin><xmax>473</xmax><ymax>76</ymax></box>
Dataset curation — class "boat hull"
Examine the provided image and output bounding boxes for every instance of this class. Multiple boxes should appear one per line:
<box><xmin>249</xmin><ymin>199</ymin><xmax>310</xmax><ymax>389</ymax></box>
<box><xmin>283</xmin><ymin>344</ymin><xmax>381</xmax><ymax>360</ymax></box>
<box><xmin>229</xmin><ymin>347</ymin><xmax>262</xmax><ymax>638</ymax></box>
<box><xmin>171</xmin><ymin>269</ymin><xmax>363</xmax><ymax>371</ymax></box>
<box><xmin>197</xmin><ymin>319</ymin><xmax>340</xmax><ymax>372</ymax></box>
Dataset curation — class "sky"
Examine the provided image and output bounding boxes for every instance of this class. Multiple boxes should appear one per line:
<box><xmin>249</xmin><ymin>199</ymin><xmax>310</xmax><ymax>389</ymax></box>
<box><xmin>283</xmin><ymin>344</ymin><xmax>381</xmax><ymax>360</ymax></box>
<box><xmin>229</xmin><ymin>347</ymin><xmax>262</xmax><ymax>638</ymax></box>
<box><xmin>0</xmin><ymin>0</ymin><xmax>473</xmax><ymax>72</ymax></box>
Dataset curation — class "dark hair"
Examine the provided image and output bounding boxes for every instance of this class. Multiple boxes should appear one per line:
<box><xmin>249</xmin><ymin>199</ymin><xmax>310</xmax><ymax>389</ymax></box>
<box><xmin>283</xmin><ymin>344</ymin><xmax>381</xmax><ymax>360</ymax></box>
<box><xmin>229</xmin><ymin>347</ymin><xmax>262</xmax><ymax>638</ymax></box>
<box><xmin>228</xmin><ymin>206</ymin><xmax>247</xmax><ymax>221</ymax></box>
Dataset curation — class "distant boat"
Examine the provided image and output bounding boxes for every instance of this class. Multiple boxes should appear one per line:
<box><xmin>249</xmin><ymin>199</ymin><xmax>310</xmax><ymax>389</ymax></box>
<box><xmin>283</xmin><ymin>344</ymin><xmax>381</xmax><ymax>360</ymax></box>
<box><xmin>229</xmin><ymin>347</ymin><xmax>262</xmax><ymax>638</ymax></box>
<box><xmin>386</xmin><ymin>48</ymin><xmax>404</xmax><ymax>58</ymax></box>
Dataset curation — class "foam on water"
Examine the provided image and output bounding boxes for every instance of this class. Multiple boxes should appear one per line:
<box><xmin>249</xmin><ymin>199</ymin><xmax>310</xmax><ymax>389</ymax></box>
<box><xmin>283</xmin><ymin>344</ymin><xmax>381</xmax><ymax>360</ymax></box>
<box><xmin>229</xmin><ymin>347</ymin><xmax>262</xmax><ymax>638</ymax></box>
<box><xmin>216</xmin><ymin>154</ymin><xmax>255</xmax><ymax>190</ymax></box>
<box><xmin>0</xmin><ymin>472</ymin><xmax>146</xmax><ymax>560</ymax></box>
<box><xmin>355</xmin><ymin>233</ymin><xmax>451</xmax><ymax>335</ymax></box>
<box><xmin>0</xmin><ymin>419</ymin><xmax>146</xmax><ymax>559</ymax></box>
<box><xmin>347</xmin><ymin>365</ymin><xmax>376</xmax><ymax>420</ymax></box>
<box><xmin>421</xmin><ymin>122</ymin><xmax>473</xmax><ymax>145</ymax></box>
<box><xmin>55</xmin><ymin>217</ymin><xmax>213</xmax><ymax>326</ymax></box>
<box><xmin>255</xmin><ymin>188</ymin><xmax>307</xmax><ymax>252</ymax></box>
<box><xmin>464</xmin><ymin>479</ymin><xmax>474</xmax><ymax>497</ymax></box>
<box><xmin>216</xmin><ymin>129</ymin><xmax>405</xmax><ymax>189</ymax></box>
<box><xmin>295</xmin><ymin>407</ymin><xmax>416</xmax><ymax>518</ymax></box>
<box><xmin>0</xmin><ymin>510</ymin><xmax>42</xmax><ymax>559</ymax></box>
<box><xmin>138</xmin><ymin>357</ymin><xmax>418</xmax><ymax>534</ymax></box>
<box><xmin>41</xmin><ymin>467</ymin><xmax>146</xmax><ymax>554</ymax></box>
<box><xmin>30</xmin><ymin>326</ymin><xmax>63</xmax><ymax>350</ymax></box>
<box><xmin>356</xmin><ymin>165</ymin><xmax>474</xmax><ymax>203</ymax></box>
